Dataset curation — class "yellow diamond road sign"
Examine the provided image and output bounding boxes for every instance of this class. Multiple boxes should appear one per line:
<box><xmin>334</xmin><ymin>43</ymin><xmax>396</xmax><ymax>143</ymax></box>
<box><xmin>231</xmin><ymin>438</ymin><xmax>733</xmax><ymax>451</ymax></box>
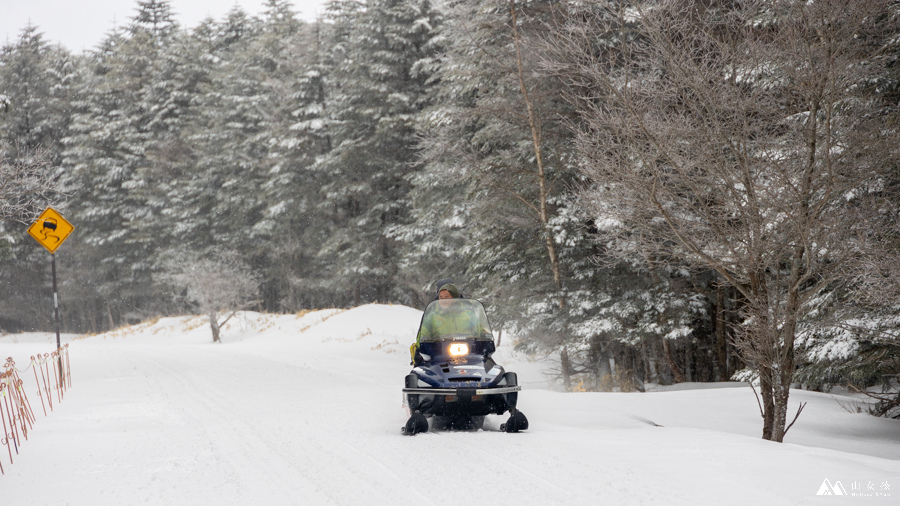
<box><xmin>28</xmin><ymin>207</ymin><xmax>74</xmax><ymax>253</ymax></box>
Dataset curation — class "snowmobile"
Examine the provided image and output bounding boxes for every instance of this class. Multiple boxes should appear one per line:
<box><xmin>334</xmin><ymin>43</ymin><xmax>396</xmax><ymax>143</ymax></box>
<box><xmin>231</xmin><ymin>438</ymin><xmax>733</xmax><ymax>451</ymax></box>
<box><xmin>402</xmin><ymin>298</ymin><xmax>529</xmax><ymax>435</ymax></box>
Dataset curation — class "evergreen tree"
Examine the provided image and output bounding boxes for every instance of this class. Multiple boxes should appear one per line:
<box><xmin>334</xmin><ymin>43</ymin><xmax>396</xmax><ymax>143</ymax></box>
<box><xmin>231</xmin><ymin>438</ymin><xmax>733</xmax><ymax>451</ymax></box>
<box><xmin>59</xmin><ymin>0</ymin><xmax>180</xmax><ymax>327</ymax></box>
<box><xmin>315</xmin><ymin>0</ymin><xmax>441</xmax><ymax>306</ymax></box>
<box><xmin>131</xmin><ymin>0</ymin><xmax>180</xmax><ymax>46</ymax></box>
<box><xmin>255</xmin><ymin>17</ymin><xmax>342</xmax><ymax>310</ymax></box>
<box><xmin>0</xmin><ymin>25</ymin><xmax>73</xmax><ymax>161</ymax></box>
<box><xmin>0</xmin><ymin>25</ymin><xmax>76</xmax><ymax>332</ymax></box>
<box><xmin>410</xmin><ymin>0</ymin><xmax>593</xmax><ymax>386</ymax></box>
<box><xmin>165</xmin><ymin>7</ymin><xmax>258</xmax><ymax>258</ymax></box>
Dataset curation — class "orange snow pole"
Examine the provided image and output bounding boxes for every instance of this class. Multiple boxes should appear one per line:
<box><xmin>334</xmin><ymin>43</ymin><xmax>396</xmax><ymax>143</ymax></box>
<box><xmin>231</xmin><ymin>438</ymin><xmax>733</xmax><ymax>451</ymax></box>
<box><xmin>31</xmin><ymin>356</ymin><xmax>47</xmax><ymax>416</ymax></box>
<box><xmin>0</xmin><ymin>382</ymin><xmax>10</xmax><ymax>472</ymax></box>
<box><xmin>0</xmin><ymin>348</ymin><xmax>72</xmax><ymax>474</ymax></box>
<box><xmin>1</xmin><ymin>380</ymin><xmax>18</xmax><ymax>463</ymax></box>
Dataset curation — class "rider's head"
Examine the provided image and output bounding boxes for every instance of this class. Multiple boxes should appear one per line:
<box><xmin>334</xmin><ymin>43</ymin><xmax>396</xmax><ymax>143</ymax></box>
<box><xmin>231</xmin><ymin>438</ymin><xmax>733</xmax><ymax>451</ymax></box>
<box><xmin>438</xmin><ymin>283</ymin><xmax>460</xmax><ymax>300</ymax></box>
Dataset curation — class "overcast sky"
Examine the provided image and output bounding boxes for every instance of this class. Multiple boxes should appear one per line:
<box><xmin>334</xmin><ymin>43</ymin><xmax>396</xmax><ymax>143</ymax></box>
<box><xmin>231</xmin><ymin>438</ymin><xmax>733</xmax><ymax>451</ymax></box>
<box><xmin>1</xmin><ymin>0</ymin><xmax>329</xmax><ymax>53</ymax></box>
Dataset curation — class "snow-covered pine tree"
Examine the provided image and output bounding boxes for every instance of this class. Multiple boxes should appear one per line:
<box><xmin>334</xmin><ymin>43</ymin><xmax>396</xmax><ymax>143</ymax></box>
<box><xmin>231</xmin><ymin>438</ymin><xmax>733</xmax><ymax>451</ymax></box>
<box><xmin>314</xmin><ymin>0</ymin><xmax>440</xmax><ymax>306</ymax></box>
<box><xmin>186</xmin><ymin>7</ymin><xmax>270</xmax><ymax>258</ymax></box>
<box><xmin>130</xmin><ymin>17</ymin><xmax>219</xmax><ymax>318</ymax></box>
<box><xmin>387</xmin><ymin>3</ymin><xmax>472</xmax><ymax>309</ymax></box>
<box><xmin>169</xmin><ymin>7</ymin><xmax>259</xmax><ymax>259</ymax></box>
<box><xmin>144</xmin><ymin>19</ymin><xmax>216</xmax><ymax>252</ymax></box>
<box><xmin>244</xmin><ymin>0</ymin><xmax>322</xmax><ymax>310</ymax></box>
<box><xmin>411</xmin><ymin>0</ymin><xmax>607</xmax><ymax>388</ymax></box>
<box><xmin>0</xmin><ymin>25</ymin><xmax>76</xmax><ymax>331</ymax></box>
<box><xmin>0</xmin><ymin>25</ymin><xmax>74</xmax><ymax>160</ymax></box>
<box><xmin>58</xmin><ymin>0</ymin><xmax>180</xmax><ymax>328</ymax></box>
<box><xmin>252</xmin><ymin>9</ymin><xmax>343</xmax><ymax>310</ymax></box>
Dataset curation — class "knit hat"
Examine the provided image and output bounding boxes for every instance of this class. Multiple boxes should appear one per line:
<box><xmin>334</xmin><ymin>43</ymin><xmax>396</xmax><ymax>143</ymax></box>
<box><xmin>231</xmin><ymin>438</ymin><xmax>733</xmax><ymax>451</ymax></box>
<box><xmin>438</xmin><ymin>283</ymin><xmax>460</xmax><ymax>298</ymax></box>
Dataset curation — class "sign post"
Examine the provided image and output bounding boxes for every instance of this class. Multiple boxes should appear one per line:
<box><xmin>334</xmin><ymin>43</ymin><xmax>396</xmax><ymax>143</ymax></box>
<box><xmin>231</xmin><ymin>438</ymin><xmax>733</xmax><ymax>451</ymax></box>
<box><xmin>27</xmin><ymin>207</ymin><xmax>74</xmax><ymax>382</ymax></box>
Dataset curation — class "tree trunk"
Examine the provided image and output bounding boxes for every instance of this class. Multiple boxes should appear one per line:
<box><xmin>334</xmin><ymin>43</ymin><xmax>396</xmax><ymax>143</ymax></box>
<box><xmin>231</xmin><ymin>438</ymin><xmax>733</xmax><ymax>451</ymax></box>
<box><xmin>769</xmin><ymin>251</ymin><xmax>803</xmax><ymax>442</ymax></box>
<box><xmin>106</xmin><ymin>301</ymin><xmax>115</xmax><ymax>331</ymax></box>
<box><xmin>643</xmin><ymin>338</ymin><xmax>658</xmax><ymax>383</ymax></box>
<box><xmin>508</xmin><ymin>0</ymin><xmax>570</xmax><ymax>381</ymax></box>
<box><xmin>661</xmin><ymin>338</ymin><xmax>685</xmax><ymax>383</ymax></box>
<box><xmin>560</xmin><ymin>346</ymin><xmax>572</xmax><ymax>391</ymax></box>
<box><xmin>684</xmin><ymin>340</ymin><xmax>693</xmax><ymax>382</ymax></box>
<box><xmin>759</xmin><ymin>366</ymin><xmax>776</xmax><ymax>440</ymax></box>
<box><xmin>715</xmin><ymin>286</ymin><xmax>727</xmax><ymax>381</ymax></box>
<box><xmin>88</xmin><ymin>304</ymin><xmax>97</xmax><ymax>334</ymax></box>
<box><xmin>771</xmin><ymin>381</ymin><xmax>790</xmax><ymax>442</ymax></box>
<box><xmin>209</xmin><ymin>312</ymin><xmax>221</xmax><ymax>343</ymax></box>
<box><xmin>508</xmin><ymin>0</ymin><xmax>563</xmax><ymax>305</ymax></box>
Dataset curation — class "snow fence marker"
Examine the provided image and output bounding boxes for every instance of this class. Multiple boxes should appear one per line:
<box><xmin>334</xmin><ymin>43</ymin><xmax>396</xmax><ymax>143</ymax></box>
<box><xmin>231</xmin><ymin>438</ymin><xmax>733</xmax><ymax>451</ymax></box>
<box><xmin>0</xmin><ymin>346</ymin><xmax>71</xmax><ymax>475</ymax></box>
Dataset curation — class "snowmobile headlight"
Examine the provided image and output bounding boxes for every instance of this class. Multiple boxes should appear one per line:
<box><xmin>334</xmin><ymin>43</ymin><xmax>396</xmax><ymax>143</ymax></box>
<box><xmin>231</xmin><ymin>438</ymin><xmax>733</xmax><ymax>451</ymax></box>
<box><xmin>449</xmin><ymin>343</ymin><xmax>469</xmax><ymax>356</ymax></box>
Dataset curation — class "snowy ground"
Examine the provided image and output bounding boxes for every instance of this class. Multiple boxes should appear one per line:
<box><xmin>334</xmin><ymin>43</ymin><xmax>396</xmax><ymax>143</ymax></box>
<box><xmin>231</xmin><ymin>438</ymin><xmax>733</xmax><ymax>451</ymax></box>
<box><xmin>1</xmin><ymin>304</ymin><xmax>898</xmax><ymax>505</ymax></box>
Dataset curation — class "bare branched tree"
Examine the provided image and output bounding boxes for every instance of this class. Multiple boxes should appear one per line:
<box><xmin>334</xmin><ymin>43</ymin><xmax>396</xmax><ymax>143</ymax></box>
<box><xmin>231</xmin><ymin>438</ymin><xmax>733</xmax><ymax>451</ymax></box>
<box><xmin>546</xmin><ymin>0</ymin><xmax>900</xmax><ymax>441</ymax></box>
<box><xmin>159</xmin><ymin>250</ymin><xmax>261</xmax><ymax>343</ymax></box>
<box><xmin>0</xmin><ymin>142</ymin><xmax>58</xmax><ymax>224</ymax></box>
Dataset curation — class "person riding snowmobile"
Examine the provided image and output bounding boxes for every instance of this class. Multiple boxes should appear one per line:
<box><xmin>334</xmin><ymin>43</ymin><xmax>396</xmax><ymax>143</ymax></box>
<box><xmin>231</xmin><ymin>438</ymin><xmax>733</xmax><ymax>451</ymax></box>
<box><xmin>428</xmin><ymin>278</ymin><xmax>463</xmax><ymax>304</ymax></box>
<box><xmin>410</xmin><ymin>282</ymin><xmax>474</xmax><ymax>364</ymax></box>
<box><xmin>401</xmin><ymin>284</ymin><xmax>528</xmax><ymax>434</ymax></box>
<box><xmin>417</xmin><ymin>283</ymin><xmax>480</xmax><ymax>340</ymax></box>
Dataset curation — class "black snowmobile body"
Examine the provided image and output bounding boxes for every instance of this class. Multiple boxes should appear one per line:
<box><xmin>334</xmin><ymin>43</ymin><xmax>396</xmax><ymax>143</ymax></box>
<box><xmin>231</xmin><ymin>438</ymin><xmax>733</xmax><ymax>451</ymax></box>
<box><xmin>402</xmin><ymin>298</ymin><xmax>528</xmax><ymax>434</ymax></box>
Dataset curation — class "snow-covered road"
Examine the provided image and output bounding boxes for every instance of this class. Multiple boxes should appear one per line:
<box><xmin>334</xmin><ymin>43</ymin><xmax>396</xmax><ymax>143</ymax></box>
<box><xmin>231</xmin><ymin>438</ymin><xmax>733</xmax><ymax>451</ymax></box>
<box><xmin>2</xmin><ymin>305</ymin><xmax>898</xmax><ymax>505</ymax></box>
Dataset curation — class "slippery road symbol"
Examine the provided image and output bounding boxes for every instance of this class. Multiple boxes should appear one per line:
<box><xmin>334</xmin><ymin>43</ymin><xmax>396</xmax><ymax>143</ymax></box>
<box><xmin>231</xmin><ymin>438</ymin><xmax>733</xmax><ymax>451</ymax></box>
<box><xmin>39</xmin><ymin>218</ymin><xmax>60</xmax><ymax>243</ymax></box>
<box><xmin>27</xmin><ymin>208</ymin><xmax>74</xmax><ymax>253</ymax></box>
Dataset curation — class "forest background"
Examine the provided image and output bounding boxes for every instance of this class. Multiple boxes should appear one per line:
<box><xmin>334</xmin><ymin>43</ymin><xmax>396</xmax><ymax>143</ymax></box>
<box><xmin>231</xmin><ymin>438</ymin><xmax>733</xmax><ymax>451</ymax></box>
<box><xmin>2</xmin><ymin>0</ymin><xmax>900</xmax><ymax>440</ymax></box>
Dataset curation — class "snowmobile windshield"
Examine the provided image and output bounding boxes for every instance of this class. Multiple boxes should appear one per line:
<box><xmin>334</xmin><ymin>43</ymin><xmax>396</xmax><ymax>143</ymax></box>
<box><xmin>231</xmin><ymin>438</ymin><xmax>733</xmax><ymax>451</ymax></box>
<box><xmin>417</xmin><ymin>298</ymin><xmax>493</xmax><ymax>342</ymax></box>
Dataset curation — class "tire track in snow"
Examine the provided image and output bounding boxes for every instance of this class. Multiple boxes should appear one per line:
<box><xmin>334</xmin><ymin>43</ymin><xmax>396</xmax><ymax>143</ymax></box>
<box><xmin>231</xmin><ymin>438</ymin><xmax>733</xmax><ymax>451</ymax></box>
<box><xmin>338</xmin><ymin>441</ymin><xmax>437</xmax><ymax>506</ymax></box>
<box><xmin>137</xmin><ymin>346</ymin><xmax>343</xmax><ymax>504</ymax></box>
<box><xmin>433</xmin><ymin>430</ymin><xmax>575</xmax><ymax>497</ymax></box>
<box><xmin>79</xmin><ymin>338</ymin><xmax>636</xmax><ymax>505</ymax></box>
<box><xmin>134</xmin><ymin>343</ymin><xmax>438</xmax><ymax>505</ymax></box>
